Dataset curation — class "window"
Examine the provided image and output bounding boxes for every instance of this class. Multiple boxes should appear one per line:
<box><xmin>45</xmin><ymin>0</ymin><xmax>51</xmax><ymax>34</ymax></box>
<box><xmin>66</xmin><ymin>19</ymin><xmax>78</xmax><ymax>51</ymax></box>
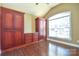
<box><xmin>48</xmin><ymin>11</ymin><xmax>71</xmax><ymax>40</ymax></box>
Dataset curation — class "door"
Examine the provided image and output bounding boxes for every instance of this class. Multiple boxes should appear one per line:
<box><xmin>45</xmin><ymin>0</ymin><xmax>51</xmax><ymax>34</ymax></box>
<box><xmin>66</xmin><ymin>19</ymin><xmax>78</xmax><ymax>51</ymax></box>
<box><xmin>2</xmin><ymin>9</ymin><xmax>14</xmax><ymax>50</ymax></box>
<box><xmin>14</xmin><ymin>31</ymin><xmax>23</xmax><ymax>46</ymax></box>
<box><xmin>36</xmin><ymin>17</ymin><xmax>46</xmax><ymax>40</ymax></box>
<box><xmin>14</xmin><ymin>12</ymin><xmax>24</xmax><ymax>46</ymax></box>
<box><xmin>1</xmin><ymin>7</ymin><xmax>24</xmax><ymax>50</ymax></box>
<box><xmin>39</xmin><ymin>20</ymin><xmax>46</xmax><ymax>39</ymax></box>
<box><xmin>2</xmin><ymin>32</ymin><xmax>14</xmax><ymax>49</ymax></box>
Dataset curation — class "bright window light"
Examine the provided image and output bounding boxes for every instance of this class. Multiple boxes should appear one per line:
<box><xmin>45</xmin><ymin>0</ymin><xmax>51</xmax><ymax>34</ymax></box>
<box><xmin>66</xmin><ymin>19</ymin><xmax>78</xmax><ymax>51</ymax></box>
<box><xmin>48</xmin><ymin>11</ymin><xmax>71</xmax><ymax>40</ymax></box>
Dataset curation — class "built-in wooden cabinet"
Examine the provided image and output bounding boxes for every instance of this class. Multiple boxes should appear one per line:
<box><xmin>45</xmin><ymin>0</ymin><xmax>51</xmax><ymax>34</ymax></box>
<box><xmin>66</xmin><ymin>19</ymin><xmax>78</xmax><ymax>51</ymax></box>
<box><xmin>35</xmin><ymin>17</ymin><xmax>47</xmax><ymax>40</ymax></box>
<box><xmin>24</xmin><ymin>33</ymin><xmax>38</xmax><ymax>44</ymax></box>
<box><xmin>24</xmin><ymin>33</ymin><xmax>33</xmax><ymax>44</ymax></box>
<box><xmin>0</xmin><ymin>7</ymin><xmax>2</xmax><ymax>53</ymax></box>
<box><xmin>32</xmin><ymin>32</ymin><xmax>38</xmax><ymax>41</ymax></box>
<box><xmin>0</xmin><ymin>7</ymin><xmax>47</xmax><ymax>55</ymax></box>
<box><xmin>0</xmin><ymin>7</ymin><xmax>24</xmax><ymax>51</ymax></box>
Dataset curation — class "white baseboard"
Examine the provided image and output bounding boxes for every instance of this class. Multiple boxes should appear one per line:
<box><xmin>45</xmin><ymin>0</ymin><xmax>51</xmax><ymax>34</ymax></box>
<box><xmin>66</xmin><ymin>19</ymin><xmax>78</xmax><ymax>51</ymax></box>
<box><xmin>48</xmin><ymin>38</ymin><xmax>79</xmax><ymax>48</ymax></box>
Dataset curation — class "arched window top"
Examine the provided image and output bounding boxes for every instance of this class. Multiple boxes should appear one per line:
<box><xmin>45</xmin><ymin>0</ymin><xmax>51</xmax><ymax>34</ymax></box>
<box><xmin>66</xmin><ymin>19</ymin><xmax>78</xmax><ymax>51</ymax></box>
<box><xmin>48</xmin><ymin>11</ymin><xmax>71</xmax><ymax>20</ymax></box>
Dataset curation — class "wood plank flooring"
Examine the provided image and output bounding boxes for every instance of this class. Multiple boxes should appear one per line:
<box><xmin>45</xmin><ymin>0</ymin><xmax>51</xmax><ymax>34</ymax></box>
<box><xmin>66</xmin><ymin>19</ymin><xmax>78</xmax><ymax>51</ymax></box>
<box><xmin>1</xmin><ymin>40</ymin><xmax>79</xmax><ymax>56</ymax></box>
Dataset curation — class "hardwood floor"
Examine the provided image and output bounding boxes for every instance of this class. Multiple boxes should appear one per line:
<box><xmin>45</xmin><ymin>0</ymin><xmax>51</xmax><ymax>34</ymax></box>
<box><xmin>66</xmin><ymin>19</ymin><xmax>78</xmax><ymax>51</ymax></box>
<box><xmin>1</xmin><ymin>40</ymin><xmax>79</xmax><ymax>56</ymax></box>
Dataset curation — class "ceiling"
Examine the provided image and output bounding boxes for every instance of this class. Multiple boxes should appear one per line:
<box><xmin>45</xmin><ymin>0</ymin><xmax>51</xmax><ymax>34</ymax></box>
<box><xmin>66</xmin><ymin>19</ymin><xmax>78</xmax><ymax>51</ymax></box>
<box><xmin>2</xmin><ymin>3</ymin><xmax>59</xmax><ymax>17</ymax></box>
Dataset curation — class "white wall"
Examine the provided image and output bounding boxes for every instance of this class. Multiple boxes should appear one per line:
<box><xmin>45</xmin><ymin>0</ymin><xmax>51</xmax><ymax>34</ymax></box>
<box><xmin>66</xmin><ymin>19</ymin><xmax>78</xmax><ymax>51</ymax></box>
<box><xmin>24</xmin><ymin>14</ymin><xmax>32</xmax><ymax>33</ymax></box>
<box><xmin>0</xmin><ymin>3</ymin><xmax>2</xmax><ymax>6</ymax></box>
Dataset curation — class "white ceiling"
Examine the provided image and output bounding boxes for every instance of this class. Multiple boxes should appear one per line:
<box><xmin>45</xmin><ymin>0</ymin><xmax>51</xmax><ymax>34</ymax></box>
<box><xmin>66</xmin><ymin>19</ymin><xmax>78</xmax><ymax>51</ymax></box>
<box><xmin>2</xmin><ymin>3</ymin><xmax>59</xmax><ymax>17</ymax></box>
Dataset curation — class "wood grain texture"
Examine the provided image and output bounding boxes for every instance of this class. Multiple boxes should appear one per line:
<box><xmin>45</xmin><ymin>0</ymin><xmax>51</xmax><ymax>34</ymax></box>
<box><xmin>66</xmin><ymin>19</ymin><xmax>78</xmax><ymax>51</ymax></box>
<box><xmin>24</xmin><ymin>33</ymin><xmax>39</xmax><ymax>44</ymax></box>
<box><xmin>1</xmin><ymin>7</ymin><xmax>24</xmax><ymax>50</ymax></box>
<box><xmin>24</xmin><ymin>33</ymin><xmax>33</xmax><ymax>44</ymax></box>
<box><xmin>2</xmin><ymin>32</ymin><xmax>14</xmax><ymax>49</ymax></box>
<box><xmin>35</xmin><ymin>17</ymin><xmax>47</xmax><ymax>41</ymax></box>
<box><xmin>1</xmin><ymin>40</ymin><xmax>79</xmax><ymax>56</ymax></box>
<box><xmin>32</xmin><ymin>32</ymin><xmax>38</xmax><ymax>41</ymax></box>
<box><xmin>1</xmin><ymin>39</ymin><xmax>43</xmax><ymax>54</ymax></box>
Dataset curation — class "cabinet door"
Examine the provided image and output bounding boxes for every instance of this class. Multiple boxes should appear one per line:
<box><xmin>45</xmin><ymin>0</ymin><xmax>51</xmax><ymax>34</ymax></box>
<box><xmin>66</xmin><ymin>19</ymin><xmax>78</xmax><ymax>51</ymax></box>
<box><xmin>3</xmin><ymin>11</ymin><xmax>13</xmax><ymax>29</ymax></box>
<box><xmin>40</xmin><ymin>20</ymin><xmax>46</xmax><ymax>40</ymax></box>
<box><xmin>1</xmin><ymin>7</ymin><xmax>24</xmax><ymax>50</ymax></box>
<box><xmin>24</xmin><ymin>34</ymin><xmax>32</xmax><ymax>44</ymax></box>
<box><xmin>33</xmin><ymin>33</ymin><xmax>38</xmax><ymax>42</ymax></box>
<box><xmin>39</xmin><ymin>20</ymin><xmax>46</xmax><ymax>39</ymax></box>
<box><xmin>36</xmin><ymin>18</ymin><xmax>46</xmax><ymax>40</ymax></box>
<box><xmin>2</xmin><ymin>32</ymin><xmax>14</xmax><ymax>50</ymax></box>
<box><xmin>35</xmin><ymin>18</ymin><xmax>40</xmax><ymax>32</ymax></box>
<box><xmin>14</xmin><ymin>13</ymin><xmax>23</xmax><ymax>29</ymax></box>
<box><xmin>2</xmin><ymin>9</ymin><xmax>14</xmax><ymax>50</ymax></box>
<box><xmin>14</xmin><ymin>13</ymin><xmax>24</xmax><ymax>46</ymax></box>
<box><xmin>14</xmin><ymin>31</ymin><xmax>24</xmax><ymax>46</ymax></box>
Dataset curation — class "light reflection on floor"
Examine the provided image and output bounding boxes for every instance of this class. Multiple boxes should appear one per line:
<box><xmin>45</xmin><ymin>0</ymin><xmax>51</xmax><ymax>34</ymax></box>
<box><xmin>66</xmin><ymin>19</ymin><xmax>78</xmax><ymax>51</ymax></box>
<box><xmin>48</xmin><ymin>43</ymin><xmax>70</xmax><ymax>56</ymax></box>
<box><xmin>1</xmin><ymin>40</ymin><xmax>79</xmax><ymax>56</ymax></box>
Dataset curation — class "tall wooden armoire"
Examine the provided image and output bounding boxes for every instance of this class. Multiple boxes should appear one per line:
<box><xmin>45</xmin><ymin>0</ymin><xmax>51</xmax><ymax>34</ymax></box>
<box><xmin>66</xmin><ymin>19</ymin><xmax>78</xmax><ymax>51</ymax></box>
<box><xmin>0</xmin><ymin>7</ymin><xmax>24</xmax><ymax>52</ymax></box>
<box><xmin>35</xmin><ymin>17</ymin><xmax>47</xmax><ymax>41</ymax></box>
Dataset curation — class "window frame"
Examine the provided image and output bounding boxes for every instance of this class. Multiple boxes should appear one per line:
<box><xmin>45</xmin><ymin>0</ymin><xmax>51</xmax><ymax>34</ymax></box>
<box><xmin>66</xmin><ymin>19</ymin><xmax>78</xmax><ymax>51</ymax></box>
<box><xmin>47</xmin><ymin>11</ymin><xmax>72</xmax><ymax>42</ymax></box>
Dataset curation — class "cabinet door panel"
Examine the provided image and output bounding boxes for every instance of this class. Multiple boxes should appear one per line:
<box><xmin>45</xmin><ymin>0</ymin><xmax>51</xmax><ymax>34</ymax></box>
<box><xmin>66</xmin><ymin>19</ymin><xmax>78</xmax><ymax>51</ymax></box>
<box><xmin>36</xmin><ymin>18</ymin><xmax>39</xmax><ymax>32</ymax></box>
<box><xmin>4</xmin><ymin>13</ymin><xmax>13</xmax><ymax>29</ymax></box>
<box><xmin>24</xmin><ymin>34</ymin><xmax>32</xmax><ymax>43</ymax></box>
<box><xmin>14</xmin><ymin>31</ymin><xmax>23</xmax><ymax>46</ymax></box>
<box><xmin>2</xmin><ymin>32</ymin><xmax>14</xmax><ymax>50</ymax></box>
<box><xmin>32</xmin><ymin>33</ymin><xmax>38</xmax><ymax>41</ymax></box>
<box><xmin>14</xmin><ymin>14</ymin><xmax>23</xmax><ymax>29</ymax></box>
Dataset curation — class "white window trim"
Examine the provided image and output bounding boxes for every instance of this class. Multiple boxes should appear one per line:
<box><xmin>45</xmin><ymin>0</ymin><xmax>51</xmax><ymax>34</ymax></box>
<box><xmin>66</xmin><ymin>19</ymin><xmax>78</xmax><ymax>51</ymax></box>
<box><xmin>48</xmin><ymin>11</ymin><xmax>72</xmax><ymax>41</ymax></box>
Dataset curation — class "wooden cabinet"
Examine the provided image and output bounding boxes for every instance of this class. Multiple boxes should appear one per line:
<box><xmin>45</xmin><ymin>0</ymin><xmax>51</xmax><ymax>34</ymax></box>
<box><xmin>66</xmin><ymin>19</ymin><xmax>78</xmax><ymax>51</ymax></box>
<box><xmin>0</xmin><ymin>7</ymin><xmax>24</xmax><ymax>50</ymax></box>
<box><xmin>0</xmin><ymin>7</ymin><xmax>2</xmax><ymax>53</ymax></box>
<box><xmin>14</xmin><ymin>12</ymin><xmax>23</xmax><ymax>29</ymax></box>
<box><xmin>2</xmin><ymin>32</ymin><xmax>14</xmax><ymax>49</ymax></box>
<box><xmin>24</xmin><ymin>33</ymin><xmax>32</xmax><ymax>44</ymax></box>
<box><xmin>14</xmin><ymin>31</ymin><xmax>24</xmax><ymax>46</ymax></box>
<box><xmin>35</xmin><ymin>17</ymin><xmax>47</xmax><ymax>40</ymax></box>
<box><xmin>24</xmin><ymin>33</ymin><xmax>38</xmax><ymax>44</ymax></box>
<box><xmin>32</xmin><ymin>33</ymin><xmax>38</xmax><ymax>41</ymax></box>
